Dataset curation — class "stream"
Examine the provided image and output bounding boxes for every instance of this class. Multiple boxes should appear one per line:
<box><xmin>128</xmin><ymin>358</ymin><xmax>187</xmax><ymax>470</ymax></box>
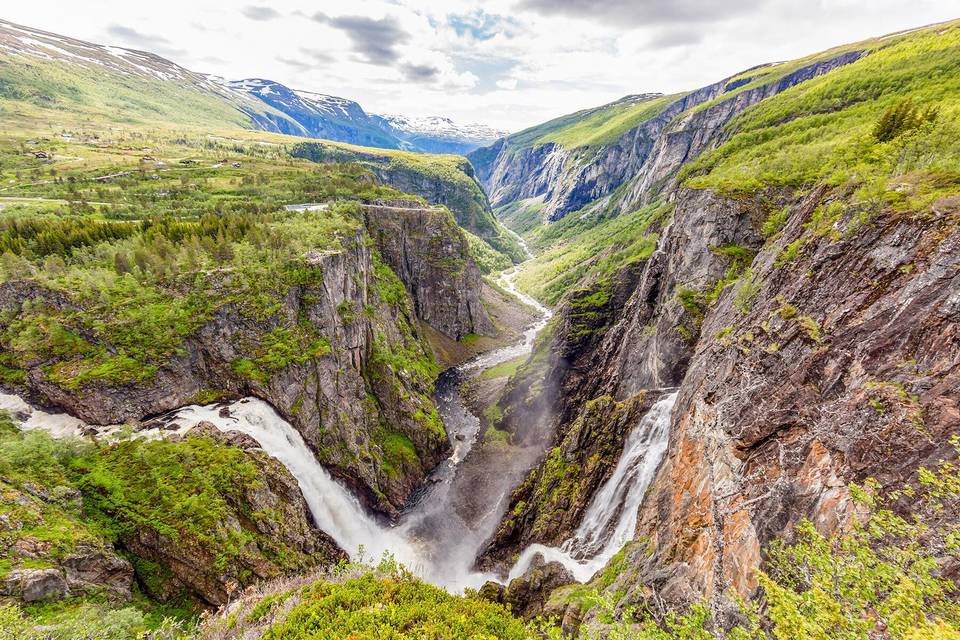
<box><xmin>0</xmin><ymin>254</ymin><xmax>676</xmax><ymax>591</ymax></box>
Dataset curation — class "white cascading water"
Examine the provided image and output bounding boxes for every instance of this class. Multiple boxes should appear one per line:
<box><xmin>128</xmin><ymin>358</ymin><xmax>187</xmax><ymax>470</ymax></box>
<box><xmin>507</xmin><ymin>392</ymin><xmax>678</xmax><ymax>583</ymax></box>
<box><xmin>1</xmin><ymin>234</ymin><xmax>666</xmax><ymax>591</ymax></box>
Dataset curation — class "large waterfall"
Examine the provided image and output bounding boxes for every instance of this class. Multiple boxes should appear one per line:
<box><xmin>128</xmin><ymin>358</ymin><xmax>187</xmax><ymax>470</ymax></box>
<box><xmin>0</xmin><ymin>262</ymin><xmax>671</xmax><ymax>591</ymax></box>
<box><xmin>507</xmin><ymin>392</ymin><xmax>677</xmax><ymax>583</ymax></box>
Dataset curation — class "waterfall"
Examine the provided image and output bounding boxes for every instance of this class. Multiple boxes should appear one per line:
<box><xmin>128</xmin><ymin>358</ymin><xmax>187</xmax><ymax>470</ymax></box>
<box><xmin>507</xmin><ymin>392</ymin><xmax>677</xmax><ymax>584</ymax></box>
<box><xmin>169</xmin><ymin>400</ymin><xmax>423</xmax><ymax>570</ymax></box>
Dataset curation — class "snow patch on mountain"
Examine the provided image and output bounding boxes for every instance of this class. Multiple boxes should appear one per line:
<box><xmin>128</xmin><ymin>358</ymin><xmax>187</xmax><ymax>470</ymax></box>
<box><xmin>378</xmin><ymin>114</ymin><xmax>508</xmax><ymax>143</ymax></box>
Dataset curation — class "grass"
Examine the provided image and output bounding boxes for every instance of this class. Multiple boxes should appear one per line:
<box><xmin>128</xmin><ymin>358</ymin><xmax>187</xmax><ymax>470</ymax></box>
<box><xmin>513</xmin><ymin>201</ymin><xmax>671</xmax><ymax>305</ymax></box>
<box><xmin>682</xmin><ymin>20</ymin><xmax>960</xmax><ymax>208</ymax></box>
<box><xmin>497</xmin><ymin>93</ymin><xmax>679</xmax><ymax>153</ymax></box>
<box><xmin>478</xmin><ymin>355</ymin><xmax>526</xmax><ymax>381</ymax></box>
<box><xmin>535</xmin><ymin>94</ymin><xmax>680</xmax><ymax>150</ymax></box>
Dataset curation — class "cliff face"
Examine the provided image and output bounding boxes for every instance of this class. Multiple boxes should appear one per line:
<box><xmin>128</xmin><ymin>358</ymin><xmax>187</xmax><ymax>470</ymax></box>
<box><xmin>0</xmin><ymin>425</ymin><xmax>343</xmax><ymax>609</ymax></box>
<box><xmin>123</xmin><ymin>427</ymin><xmax>345</xmax><ymax>607</ymax></box>
<box><xmin>469</xmin><ymin>51</ymin><xmax>864</xmax><ymax>223</ymax></box>
<box><xmin>482</xmin><ymin>185</ymin><xmax>960</xmax><ymax>612</ymax></box>
<box><xmin>364</xmin><ymin>202</ymin><xmax>495</xmax><ymax>340</ymax></box>
<box><xmin>1</xmin><ymin>203</ymin><xmax>493</xmax><ymax>517</ymax></box>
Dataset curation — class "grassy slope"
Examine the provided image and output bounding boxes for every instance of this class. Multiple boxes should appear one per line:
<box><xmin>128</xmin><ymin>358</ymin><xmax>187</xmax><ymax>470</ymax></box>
<box><xmin>0</xmin><ymin>51</ymin><xmax>252</xmax><ymax>131</ymax></box>
<box><xmin>682</xmin><ymin>20</ymin><xmax>960</xmax><ymax>206</ymax></box>
<box><xmin>501</xmin><ymin>93</ymin><xmax>678</xmax><ymax>153</ymax></box>
<box><xmin>506</xmin><ymin>20</ymin><xmax>960</xmax><ymax>307</ymax></box>
<box><xmin>514</xmin><ymin>201</ymin><xmax>672</xmax><ymax>305</ymax></box>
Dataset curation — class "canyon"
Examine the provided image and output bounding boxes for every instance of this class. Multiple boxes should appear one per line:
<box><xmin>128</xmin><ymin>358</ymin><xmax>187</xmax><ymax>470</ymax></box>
<box><xmin>0</xmin><ymin>14</ymin><xmax>958</xmax><ymax>640</ymax></box>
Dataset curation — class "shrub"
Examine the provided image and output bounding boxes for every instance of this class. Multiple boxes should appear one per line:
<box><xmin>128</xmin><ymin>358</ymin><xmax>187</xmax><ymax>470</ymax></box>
<box><xmin>873</xmin><ymin>98</ymin><xmax>939</xmax><ymax>143</ymax></box>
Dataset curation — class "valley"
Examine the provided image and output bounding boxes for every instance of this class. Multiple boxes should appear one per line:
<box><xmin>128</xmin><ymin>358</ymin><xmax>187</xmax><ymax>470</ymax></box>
<box><xmin>0</xmin><ymin>11</ymin><xmax>958</xmax><ymax>640</ymax></box>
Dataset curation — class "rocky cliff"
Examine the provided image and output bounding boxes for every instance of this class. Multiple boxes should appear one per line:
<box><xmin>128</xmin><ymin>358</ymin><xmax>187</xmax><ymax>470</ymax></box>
<box><xmin>364</xmin><ymin>202</ymin><xmax>495</xmax><ymax>340</ymax></box>
<box><xmin>0</xmin><ymin>423</ymin><xmax>344</xmax><ymax>608</ymax></box>
<box><xmin>469</xmin><ymin>51</ymin><xmax>864</xmax><ymax>224</ymax></box>
<box><xmin>482</xmin><ymin>184</ymin><xmax>960</xmax><ymax>618</ymax></box>
<box><xmin>0</xmin><ymin>203</ymin><xmax>493</xmax><ymax>517</ymax></box>
<box><xmin>291</xmin><ymin>142</ymin><xmax>526</xmax><ymax>262</ymax></box>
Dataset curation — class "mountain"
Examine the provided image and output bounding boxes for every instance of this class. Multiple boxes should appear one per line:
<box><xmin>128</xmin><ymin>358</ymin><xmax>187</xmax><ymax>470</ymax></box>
<box><xmin>228</xmin><ymin>78</ymin><xmax>506</xmax><ymax>154</ymax></box>
<box><xmin>224</xmin><ymin>78</ymin><xmax>402</xmax><ymax>149</ymax></box>
<box><xmin>467</xmin><ymin>18</ymin><xmax>960</xmax><ymax>634</ymax></box>
<box><xmin>0</xmin><ymin>19</ymin><xmax>500</xmax><ymax>154</ymax></box>
<box><xmin>373</xmin><ymin>114</ymin><xmax>508</xmax><ymax>154</ymax></box>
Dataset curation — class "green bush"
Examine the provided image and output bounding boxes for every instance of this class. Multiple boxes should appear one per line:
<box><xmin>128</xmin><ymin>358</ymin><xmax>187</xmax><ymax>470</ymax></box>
<box><xmin>261</xmin><ymin>563</ymin><xmax>532</xmax><ymax>640</ymax></box>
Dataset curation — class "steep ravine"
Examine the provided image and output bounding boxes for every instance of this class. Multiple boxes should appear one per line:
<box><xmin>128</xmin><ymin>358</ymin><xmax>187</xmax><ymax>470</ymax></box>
<box><xmin>478</xmin><ymin>184</ymin><xmax>960</xmax><ymax>627</ymax></box>
<box><xmin>3</xmin><ymin>254</ymin><xmax>554</xmax><ymax>594</ymax></box>
<box><xmin>1</xmin><ymin>201</ymin><xmax>494</xmax><ymax>518</ymax></box>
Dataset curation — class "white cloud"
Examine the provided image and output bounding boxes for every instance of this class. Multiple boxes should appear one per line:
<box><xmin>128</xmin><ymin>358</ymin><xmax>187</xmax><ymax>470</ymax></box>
<box><xmin>2</xmin><ymin>0</ymin><xmax>958</xmax><ymax>131</ymax></box>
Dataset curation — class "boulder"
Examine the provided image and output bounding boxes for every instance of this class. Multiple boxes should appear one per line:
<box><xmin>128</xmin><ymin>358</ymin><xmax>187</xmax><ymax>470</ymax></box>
<box><xmin>3</xmin><ymin>568</ymin><xmax>69</xmax><ymax>602</ymax></box>
<box><xmin>503</xmin><ymin>556</ymin><xmax>573</xmax><ymax>619</ymax></box>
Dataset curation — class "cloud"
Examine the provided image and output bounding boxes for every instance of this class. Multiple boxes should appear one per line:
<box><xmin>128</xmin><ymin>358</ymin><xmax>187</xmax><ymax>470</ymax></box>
<box><xmin>312</xmin><ymin>13</ymin><xmax>410</xmax><ymax>66</ymax></box>
<box><xmin>104</xmin><ymin>24</ymin><xmax>185</xmax><ymax>57</ymax></box>
<box><xmin>241</xmin><ymin>6</ymin><xmax>280</xmax><ymax>21</ymax></box>
<box><xmin>401</xmin><ymin>62</ymin><xmax>440</xmax><ymax>82</ymax></box>
<box><xmin>516</xmin><ymin>0</ymin><xmax>761</xmax><ymax>27</ymax></box>
<box><xmin>447</xmin><ymin>11</ymin><xmax>517</xmax><ymax>41</ymax></box>
<box><xmin>643</xmin><ymin>27</ymin><xmax>704</xmax><ymax>49</ymax></box>
<box><xmin>278</xmin><ymin>48</ymin><xmax>336</xmax><ymax>71</ymax></box>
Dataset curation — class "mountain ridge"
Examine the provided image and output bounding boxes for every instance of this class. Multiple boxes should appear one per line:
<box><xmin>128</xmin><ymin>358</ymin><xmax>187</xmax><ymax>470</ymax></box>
<box><xmin>0</xmin><ymin>19</ymin><xmax>503</xmax><ymax>153</ymax></box>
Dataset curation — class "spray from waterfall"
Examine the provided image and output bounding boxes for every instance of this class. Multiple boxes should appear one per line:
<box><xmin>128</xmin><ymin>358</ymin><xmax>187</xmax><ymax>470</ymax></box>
<box><xmin>507</xmin><ymin>392</ymin><xmax>677</xmax><ymax>584</ymax></box>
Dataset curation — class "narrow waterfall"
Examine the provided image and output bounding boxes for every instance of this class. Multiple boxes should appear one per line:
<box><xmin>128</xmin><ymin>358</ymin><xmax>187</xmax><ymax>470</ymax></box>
<box><xmin>507</xmin><ymin>392</ymin><xmax>678</xmax><ymax>584</ymax></box>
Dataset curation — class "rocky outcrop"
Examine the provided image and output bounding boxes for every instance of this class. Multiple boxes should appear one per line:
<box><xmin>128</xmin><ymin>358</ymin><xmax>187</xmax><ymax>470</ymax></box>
<box><xmin>482</xmin><ymin>185</ymin><xmax>960</xmax><ymax>616</ymax></box>
<box><xmin>478</xmin><ymin>558</ymin><xmax>574</xmax><ymax>620</ymax></box>
<box><xmin>121</xmin><ymin>431</ymin><xmax>345</xmax><ymax>607</ymax></box>
<box><xmin>481</xmin><ymin>188</ymin><xmax>765</xmax><ymax>567</ymax></box>
<box><xmin>0</xmin><ymin>202</ymin><xmax>491</xmax><ymax>515</ymax></box>
<box><xmin>290</xmin><ymin>143</ymin><xmax>519</xmax><ymax>257</ymax></box>
<box><xmin>1</xmin><ymin>480</ymin><xmax>135</xmax><ymax>603</ymax></box>
<box><xmin>470</xmin><ymin>51</ymin><xmax>864</xmax><ymax>223</ymax></box>
<box><xmin>363</xmin><ymin>202</ymin><xmax>495</xmax><ymax>339</ymax></box>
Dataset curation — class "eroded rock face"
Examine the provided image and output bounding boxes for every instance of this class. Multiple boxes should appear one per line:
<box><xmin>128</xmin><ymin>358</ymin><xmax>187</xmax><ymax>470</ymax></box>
<box><xmin>364</xmin><ymin>202</ymin><xmax>495</xmax><ymax>340</ymax></box>
<box><xmin>631</xmin><ymin>188</ymin><xmax>960</xmax><ymax>607</ymax></box>
<box><xmin>483</xmin><ymin>185</ymin><xmax>960</xmax><ymax>616</ymax></box>
<box><xmin>1</xmin><ymin>203</ymin><xmax>491</xmax><ymax>515</ymax></box>
<box><xmin>469</xmin><ymin>51</ymin><xmax>864</xmax><ymax>223</ymax></box>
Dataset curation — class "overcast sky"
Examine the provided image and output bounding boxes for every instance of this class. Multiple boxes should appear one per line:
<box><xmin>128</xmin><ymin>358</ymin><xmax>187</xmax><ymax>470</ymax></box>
<box><xmin>3</xmin><ymin>1</ymin><xmax>958</xmax><ymax>131</ymax></box>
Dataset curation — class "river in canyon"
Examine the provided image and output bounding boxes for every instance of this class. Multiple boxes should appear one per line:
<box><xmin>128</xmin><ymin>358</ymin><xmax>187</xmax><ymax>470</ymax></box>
<box><xmin>0</xmin><ymin>259</ymin><xmax>675</xmax><ymax>592</ymax></box>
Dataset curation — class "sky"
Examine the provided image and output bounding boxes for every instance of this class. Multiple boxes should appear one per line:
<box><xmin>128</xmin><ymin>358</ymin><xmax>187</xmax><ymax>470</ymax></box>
<box><xmin>3</xmin><ymin>1</ymin><xmax>959</xmax><ymax>131</ymax></box>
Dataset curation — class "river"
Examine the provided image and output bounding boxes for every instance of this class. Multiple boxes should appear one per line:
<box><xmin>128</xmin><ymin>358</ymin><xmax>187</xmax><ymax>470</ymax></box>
<box><xmin>0</xmin><ymin>255</ymin><xmax>675</xmax><ymax>591</ymax></box>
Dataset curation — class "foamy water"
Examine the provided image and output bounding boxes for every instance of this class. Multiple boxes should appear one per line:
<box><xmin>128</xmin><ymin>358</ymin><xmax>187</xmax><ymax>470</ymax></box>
<box><xmin>508</xmin><ymin>392</ymin><xmax>677</xmax><ymax>583</ymax></box>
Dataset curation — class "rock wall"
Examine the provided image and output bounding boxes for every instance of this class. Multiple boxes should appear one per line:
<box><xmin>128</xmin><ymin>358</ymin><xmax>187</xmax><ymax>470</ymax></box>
<box><xmin>470</xmin><ymin>51</ymin><xmax>864</xmax><ymax>224</ymax></box>
<box><xmin>482</xmin><ymin>186</ymin><xmax>960</xmax><ymax>612</ymax></box>
<box><xmin>363</xmin><ymin>202</ymin><xmax>495</xmax><ymax>340</ymax></box>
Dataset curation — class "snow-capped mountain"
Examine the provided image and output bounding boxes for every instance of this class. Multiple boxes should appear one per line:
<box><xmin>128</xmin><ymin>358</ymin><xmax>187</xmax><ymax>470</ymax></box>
<box><xmin>231</xmin><ymin>78</ymin><xmax>508</xmax><ymax>154</ymax></box>
<box><xmin>226</xmin><ymin>78</ymin><xmax>400</xmax><ymax>149</ymax></box>
<box><xmin>373</xmin><ymin>115</ymin><xmax>508</xmax><ymax>154</ymax></box>
<box><xmin>0</xmin><ymin>19</ymin><xmax>507</xmax><ymax>155</ymax></box>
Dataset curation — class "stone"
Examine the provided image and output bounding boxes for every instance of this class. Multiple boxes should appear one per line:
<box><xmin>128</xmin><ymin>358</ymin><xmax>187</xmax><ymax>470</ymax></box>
<box><xmin>502</xmin><ymin>556</ymin><xmax>573</xmax><ymax>619</ymax></box>
<box><xmin>4</xmin><ymin>568</ymin><xmax>69</xmax><ymax>602</ymax></box>
<box><xmin>62</xmin><ymin>549</ymin><xmax>134</xmax><ymax>599</ymax></box>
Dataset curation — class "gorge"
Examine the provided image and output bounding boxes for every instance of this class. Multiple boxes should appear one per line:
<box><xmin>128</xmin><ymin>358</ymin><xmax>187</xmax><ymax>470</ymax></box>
<box><xmin>0</xmin><ymin>12</ymin><xmax>958</xmax><ymax>640</ymax></box>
